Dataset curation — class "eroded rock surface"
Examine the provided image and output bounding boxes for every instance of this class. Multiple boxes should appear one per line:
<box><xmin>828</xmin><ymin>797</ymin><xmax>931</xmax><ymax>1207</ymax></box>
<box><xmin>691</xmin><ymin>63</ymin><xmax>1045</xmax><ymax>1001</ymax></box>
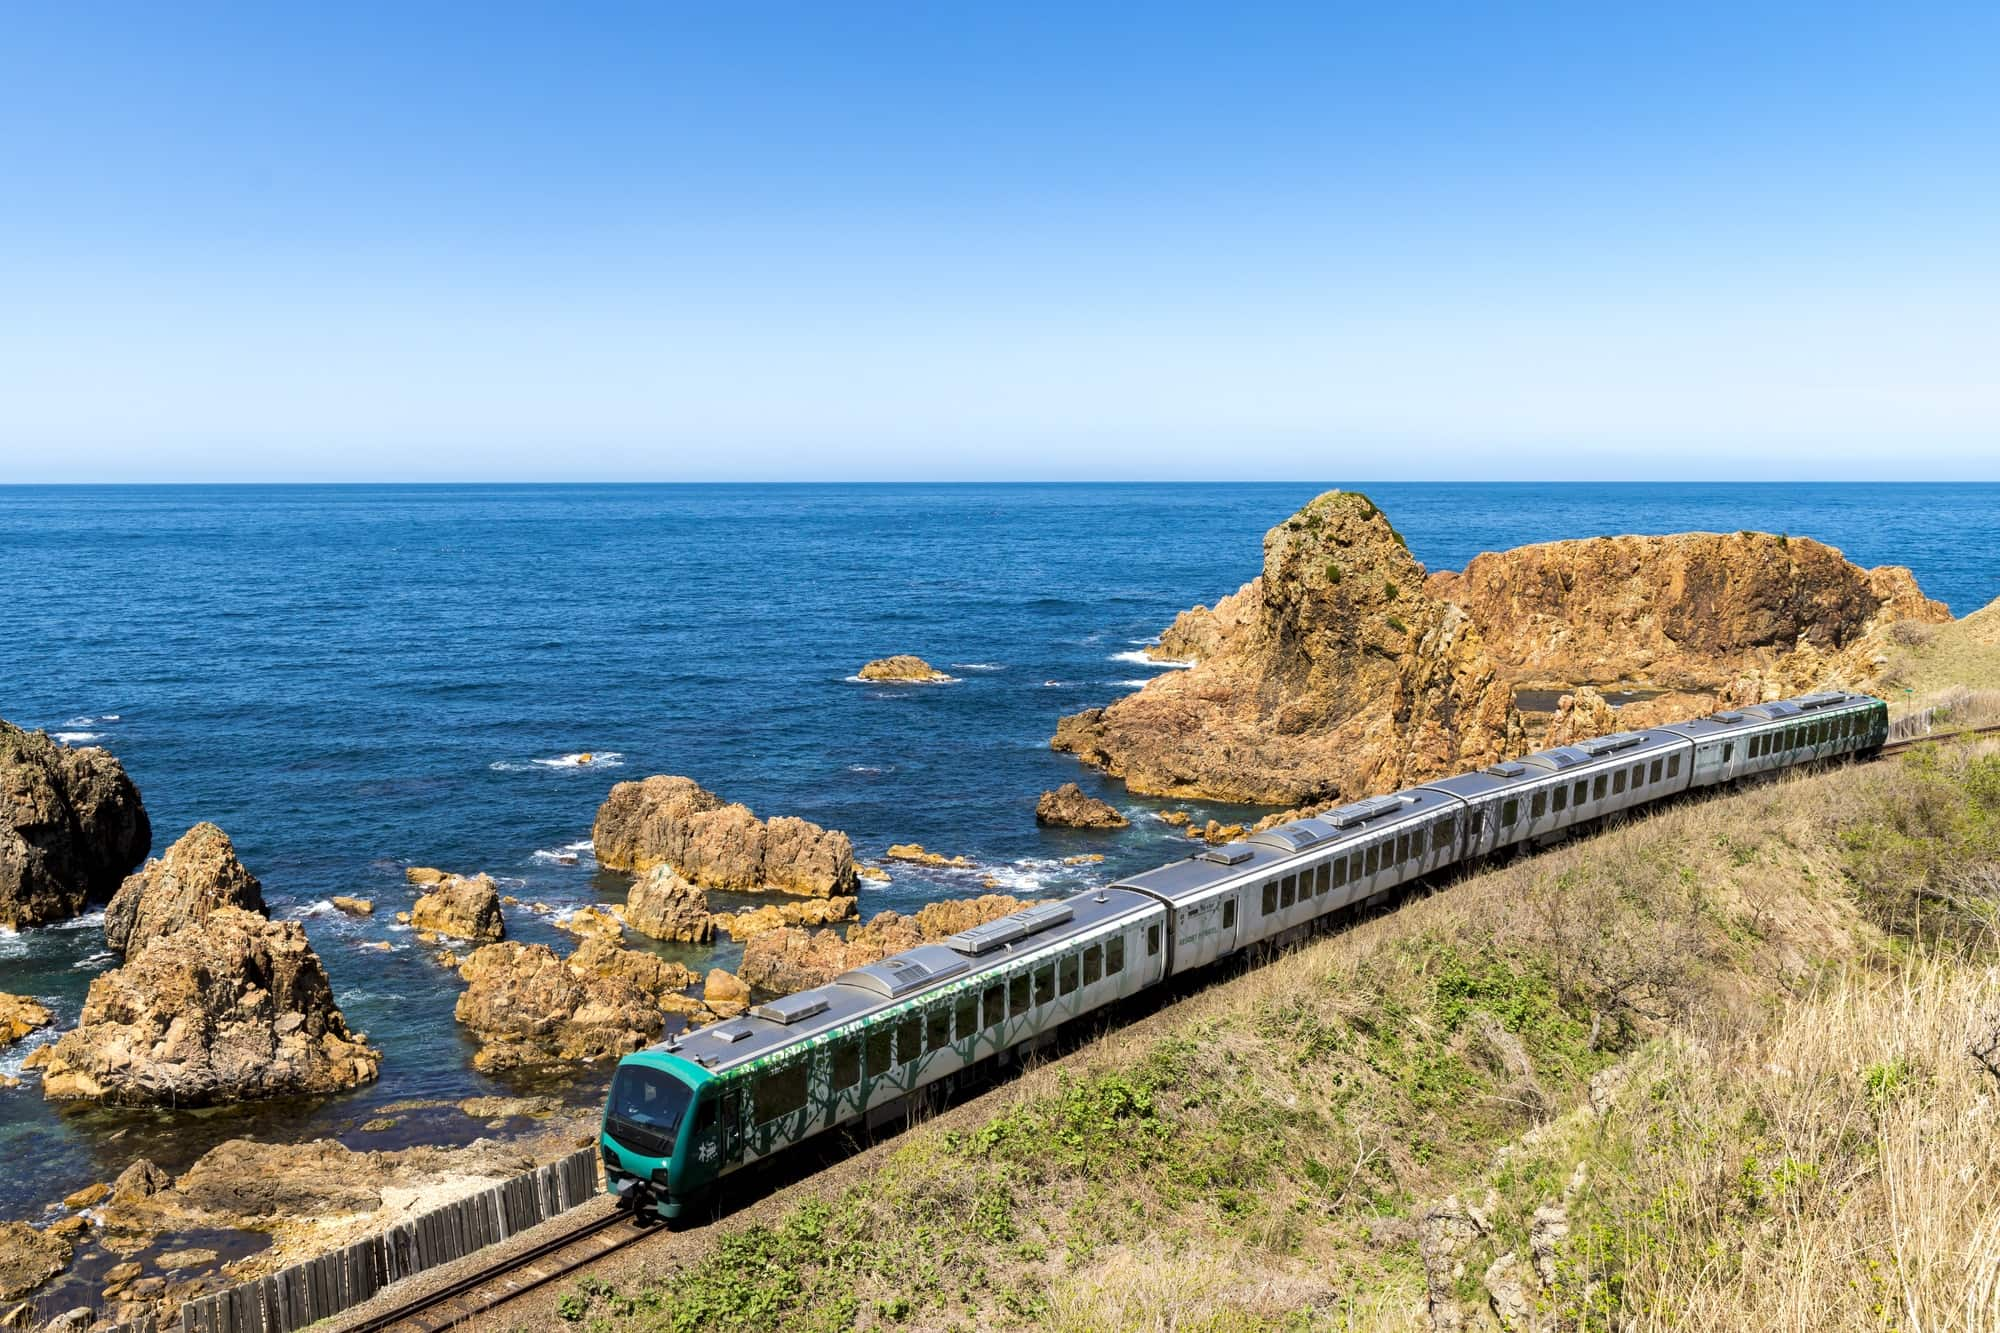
<box><xmin>0</xmin><ymin>721</ymin><xmax>150</xmax><ymax>928</ymax></box>
<box><xmin>105</xmin><ymin>822</ymin><xmax>267</xmax><ymax>957</ymax></box>
<box><xmin>39</xmin><ymin>908</ymin><xmax>381</xmax><ymax>1105</ymax></box>
<box><xmin>1055</xmin><ymin>492</ymin><xmax>1950</xmax><ymax>805</ymax></box>
<box><xmin>453</xmin><ymin>941</ymin><xmax>670</xmax><ymax>1071</ymax></box>
<box><xmin>856</xmin><ymin>655</ymin><xmax>954</xmax><ymax>682</ymax></box>
<box><xmin>408</xmin><ymin>873</ymin><xmax>504</xmax><ymax>942</ymax></box>
<box><xmin>737</xmin><ymin>894</ymin><xmax>1047</xmax><ymax>994</ymax></box>
<box><xmin>619</xmin><ymin>865</ymin><xmax>714</xmax><ymax>943</ymax></box>
<box><xmin>713</xmin><ymin>896</ymin><xmax>857</xmax><ymax>939</ymax></box>
<box><xmin>0</xmin><ymin>994</ymin><xmax>52</xmax><ymax>1047</ymax></box>
<box><xmin>1035</xmin><ymin>783</ymin><xmax>1129</xmax><ymax>828</ymax></box>
<box><xmin>592</xmin><ymin>776</ymin><xmax>856</xmax><ymax>896</ymax></box>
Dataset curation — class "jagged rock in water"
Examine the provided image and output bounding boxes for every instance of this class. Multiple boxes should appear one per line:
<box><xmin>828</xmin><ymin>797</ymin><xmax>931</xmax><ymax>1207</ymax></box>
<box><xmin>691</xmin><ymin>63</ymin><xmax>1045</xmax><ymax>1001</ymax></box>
<box><xmin>331</xmin><ymin>896</ymin><xmax>373</xmax><ymax>916</ymax></box>
<box><xmin>712</xmin><ymin>896</ymin><xmax>857</xmax><ymax>940</ymax></box>
<box><xmin>1034</xmin><ymin>783</ymin><xmax>1128</xmax><ymax>828</ymax></box>
<box><xmin>737</xmin><ymin>894</ymin><xmax>1047</xmax><ymax>995</ymax></box>
<box><xmin>619</xmin><ymin>865</ymin><xmax>714</xmax><ymax>943</ymax></box>
<box><xmin>882</xmin><ymin>843</ymin><xmax>973</xmax><ymax>868</ymax></box>
<box><xmin>703</xmin><ymin>968</ymin><xmax>751</xmax><ymax>1017</ymax></box>
<box><xmin>452</xmin><ymin>941</ymin><xmax>661</xmax><ymax>1071</ymax></box>
<box><xmin>856</xmin><ymin>655</ymin><xmax>954</xmax><ymax>682</ymax></box>
<box><xmin>104</xmin><ymin>822</ymin><xmax>267</xmax><ymax>957</ymax></box>
<box><xmin>566</xmin><ymin>935</ymin><xmax>700</xmax><ymax>999</ymax></box>
<box><xmin>592</xmin><ymin>775</ymin><xmax>856</xmax><ymax>897</ymax></box>
<box><xmin>409</xmin><ymin>873</ymin><xmax>504</xmax><ymax>942</ymax></box>
<box><xmin>0</xmin><ymin>1221</ymin><xmax>71</xmax><ymax>1300</ymax></box>
<box><xmin>0</xmin><ymin>994</ymin><xmax>52</xmax><ymax>1047</ymax></box>
<box><xmin>38</xmin><ymin>908</ymin><xmax>381</xmax><ymax>1106</ymax></box>
<box><xmin>554</xmin><ymin>905</ymin><xmax>622</xmax><ymax>941</ymax></box>
<box><xmin>0</xmin><ymin>720</ymin><xmax>151</xmax><ymax>928</ymax></box>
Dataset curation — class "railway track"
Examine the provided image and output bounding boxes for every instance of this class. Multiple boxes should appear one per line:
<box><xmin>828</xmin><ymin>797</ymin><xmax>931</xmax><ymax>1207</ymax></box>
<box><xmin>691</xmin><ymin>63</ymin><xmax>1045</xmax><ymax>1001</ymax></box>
<box><xmin>335</xmin><ymin>717</ymin><xmax>2000</xmax><ymax>1333</ymax></box>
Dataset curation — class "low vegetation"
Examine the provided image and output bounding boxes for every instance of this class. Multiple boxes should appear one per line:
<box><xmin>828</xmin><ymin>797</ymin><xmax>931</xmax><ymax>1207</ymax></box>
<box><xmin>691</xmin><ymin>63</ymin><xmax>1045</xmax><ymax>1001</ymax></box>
<box><xmin>543</xmin><ymin>742</ymin><xmax>2000</xmax><ymax>1332</ymax></box>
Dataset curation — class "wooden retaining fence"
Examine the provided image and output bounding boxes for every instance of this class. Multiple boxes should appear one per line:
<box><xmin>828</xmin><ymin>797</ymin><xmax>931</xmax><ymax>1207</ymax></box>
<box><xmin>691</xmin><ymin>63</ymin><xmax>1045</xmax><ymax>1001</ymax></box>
<box><xmin>174</xmin><ymin>1146</ymin><xmax>600</xmax><ymax>1333</ymax></box>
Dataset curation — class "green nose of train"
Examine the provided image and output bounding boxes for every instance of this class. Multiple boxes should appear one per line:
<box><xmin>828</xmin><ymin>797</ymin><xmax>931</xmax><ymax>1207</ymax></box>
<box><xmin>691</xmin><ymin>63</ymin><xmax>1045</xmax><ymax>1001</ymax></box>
<box><xmin>600</xmin><ymin>1051</ymin><xmax>711</xmax><ymax>1219</ymax></box>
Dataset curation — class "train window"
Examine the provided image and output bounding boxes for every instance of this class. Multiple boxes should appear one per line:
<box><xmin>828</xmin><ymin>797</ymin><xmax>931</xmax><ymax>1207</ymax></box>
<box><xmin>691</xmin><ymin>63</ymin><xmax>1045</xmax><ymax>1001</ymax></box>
<box><xmin>1366</xmin><ymin>844</ymin><xmax>1379</xmax><ymax>875</ymax></box>
<box><xmin>982</xmin><ymin>984</ymin><xmax>1006</xmax><ymax>1029</ymax></box>
<box><xmin>1221</xmin><ymin>899</ymin><xmax>1236</xmax><ymax>929</ymax></box>
<box><xmin>1668</xmin><ymin>754</ymin><xmax>1681</xmax><ymax>778</ymax></box>
<box><xmin>1748</xmin><ymin>735</ymin><xmax>1761</xmax><ymax>758</ymax></box>
<box><xmin>1280</xmin><ymin>875</ymin><xmax>1296</xmax><ymax>908</ymax></box>
<box><xmin>955</xmin><ymin>992</ymin><xmax>978</xmax><ymax>1039</ymax></box>
<box><xmin>1722</xmin><ymin>743</ymin><xmax>1734</xmax><ymax>763</ymax></box>
<box><xmin>1573</xmin><ymin>781</ymin><xmax>1588</xmax><ymax>807</ymax></box>
<box><xmin>1552</xmin><ymin>784</ymin><xmax>1568</xmax><ymax>812</ymax></box>
<box><xmin>1631</xmin><ymin>763</ymin><xmax>1646</xmax><ymax>789</ymax></box>
<box><xmin>1500</xmin><ymin>798</ymin><xmax>1519</xmax><ymax>826</ymax></box>
<box><xmin>832</xmin><ymin>1042</ymin><xmax>860</xmax><ymax>1090</ymax></box>
<box><xmin>1262</xmin><ymin>882</ymin><xmax>1278</xmax><ymax>915</ymax></box>
<box><xmin>1612</xmin><ymin>770</ymin><xmax>1626</xmax><ymax>795</ymax></box>
<box><xmin>1060</xmin><ymin>953</ymin><xmax>1080</xmax><ymax>994</ymax></box>
<box><xmin>1083</xmin><ymin>945</ymin><xmax>1103</xmax><ymax>986</ymax></box>
<box><xmin>1396</xmin><ymin>833</ymin><xmax>1410</xmax><ymax>863</ymax></box>
<box><xmin>1107</xmin><ymin>936</ymin><xmax>1125</xmax><ymax>975</ymax></box>
<box><xmin>1593</xmin><ymin>775</ymin><xmax>1608</xmax><ymax>801</ymax></box>
<box><xmin>866</xmin><ymin>1026</ymin><xmax>894</xmax><ymax>1077</ymax></box>
<box><xmin>1349</xmin><ymin>851</ymin><xmax>1363</xmax><ymax>882</ymax></box>
<box><xmin>927</xmin><ymin>1006</ymin><xmax>951</xmax><ymax>1052</ymax></box>
<box><xmin>1650</xmin><ymin>758</ymin><xmax>1663</xmax><ymax>783</ymax></box>
<box><xmin>1531</xmin><ymin>790</ymin><xmax>1547</xmax><ymax>819</ymax></box>
<box><xmin>1332</xmin><ymin>857</ymin><xmax>1348</xmax><ymax>889</ymax></box>
<box><xmin>1316</xmin><ymin>863</ymin><xmax>1330</xmax><ymax>895</ymax></box>
<box><xmin>1034</xmin><ymin>963</ymin><xmax>1055</xmax><ymax>1005</ymax></box>
<box><xmin>1146</xmin><ymin>924</ymin><xmax>1161</xmax><ymax>957</ymax></box>
<box><xmin>1009</xmin><ymin>973</ymin><xmax>1031</xmax><ymax>1014</ymax></box>
<box><xmin>754</xmin><ymin>1062</ymin><xmax>808</xmax><ymax>1123</ymax></box>
<box><xmin>896</xmin><ymin>1016</ymin><xmax>920</xmax><ymax>1065</ymax></box>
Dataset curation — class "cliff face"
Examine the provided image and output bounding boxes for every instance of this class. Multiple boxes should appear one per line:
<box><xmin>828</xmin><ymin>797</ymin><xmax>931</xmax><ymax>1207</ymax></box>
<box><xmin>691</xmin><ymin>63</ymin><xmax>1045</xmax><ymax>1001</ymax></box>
<box><xmin>1055</xmin><ymin>494</ymin><xmax>1950</xmax><ymax>806</ymax></box>
<box><xmin>0</xmin><ymin>721</ymin><xmax>151</xmax><ymax>928</ymax></box>
<box><xmin>1054</xmin><ymin>492</ymin><xmax>1522</xmax><ymax>805</ymax></box>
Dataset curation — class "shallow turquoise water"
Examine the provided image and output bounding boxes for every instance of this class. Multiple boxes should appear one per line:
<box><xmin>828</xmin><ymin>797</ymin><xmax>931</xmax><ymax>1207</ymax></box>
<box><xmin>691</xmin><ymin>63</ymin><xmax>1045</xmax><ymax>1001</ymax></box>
<box><xmin>0</xmin><ymin>481</ymin><xmax>1993</xmax><ymax>1222</ymax></box>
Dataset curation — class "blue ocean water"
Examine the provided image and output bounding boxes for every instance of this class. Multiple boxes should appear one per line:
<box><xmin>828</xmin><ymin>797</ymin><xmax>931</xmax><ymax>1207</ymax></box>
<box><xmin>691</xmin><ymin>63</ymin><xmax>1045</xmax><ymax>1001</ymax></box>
<box><xmin>0</xmin><ymin>481</ymin><xmax>1994</xmax><ymax>1223</ymax></box>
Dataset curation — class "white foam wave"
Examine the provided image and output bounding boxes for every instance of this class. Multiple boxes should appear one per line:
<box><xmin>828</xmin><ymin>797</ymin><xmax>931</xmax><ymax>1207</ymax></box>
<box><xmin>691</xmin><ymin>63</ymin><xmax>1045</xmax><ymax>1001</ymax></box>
<box><xmin>51</xmin><ymin>910</ymin><xmax>106</xmax><ymax>932</ymax></box>
<box><xmin>842</xmin><ymin>674</ymin><xmax>958</xmax><ymax>686</ymax></box>
<box><xmin>530</xmin><ymin>751</ymin><xmax>624</xmax><ymax>770</ymax></box>
<box><xmin>72</xmin><ymin>950</ymin><xmax>115</xmax><ymax>970</ymax></box>
<box><xmin>1108</xmin><ymin>650</ymin><xmax>1193</xmax><ymax>669</ymax></box>
<box><xmin>1040</xmin><ymin>680</ymin><xmax>1073</xmax><ymax>689</ymax></box>
<box><xmin>102</xmin><ymin>714</ymin><xmax>121</xmax><ymax>721</ymax></box>
<box><xmin>847</xmin><ymin>764</ymin><xmax>893</xmax><ymax>774</ymax></box>
<box><xmin>949</xmin><ymin>662</ymin><xmax>1005</xmax><ymax>671</ymax></box>
<box><xmin>1127</xmin><ymin>637</ymin><xmax>1162</xmax><ymax>647</ymax></box>
<box><xmin>1116</xmin><ymin>679</ymin><xmax>1154</xmax><ymax>690</ymax></box>
<box><xmin>530</xmin><ymin>846</ymin><xmax>588</xmax><ymax>865</ymax></box>
<box><xmin>54</xmin><ymin>732</ymin><xmax>101</xmax><ymax>745</ymax></box>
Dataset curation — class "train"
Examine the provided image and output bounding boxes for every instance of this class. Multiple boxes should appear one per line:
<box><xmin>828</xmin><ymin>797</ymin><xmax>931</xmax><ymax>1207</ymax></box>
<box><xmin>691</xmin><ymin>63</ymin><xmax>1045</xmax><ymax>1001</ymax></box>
<box><xmin>598</xmin><ymin>689</ymin><xmax>1889</xmax><ymax>1220</ymax></box>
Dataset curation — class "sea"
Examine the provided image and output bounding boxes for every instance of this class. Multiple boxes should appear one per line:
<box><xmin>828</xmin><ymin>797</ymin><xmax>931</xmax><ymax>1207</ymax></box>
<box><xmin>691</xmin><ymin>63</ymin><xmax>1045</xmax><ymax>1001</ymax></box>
<box><xmin>1</xmin><ymin>481</ymin><xmax>1995</xmax><ymax>1224</ymax></box>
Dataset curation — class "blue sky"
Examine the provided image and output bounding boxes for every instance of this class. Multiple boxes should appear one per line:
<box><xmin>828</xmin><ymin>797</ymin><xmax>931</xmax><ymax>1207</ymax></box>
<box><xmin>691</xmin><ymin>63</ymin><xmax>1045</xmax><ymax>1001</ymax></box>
<box><xmin>3</xmin><ymin>2</ymin><xmax>1996</xmax><ymax>481</ymax></box>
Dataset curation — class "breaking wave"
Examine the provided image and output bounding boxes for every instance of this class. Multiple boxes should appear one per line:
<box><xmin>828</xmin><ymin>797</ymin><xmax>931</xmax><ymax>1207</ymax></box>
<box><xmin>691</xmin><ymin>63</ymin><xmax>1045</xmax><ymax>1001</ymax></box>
<box><xmin>1108</xmin><ymin>650</ymin><xmax>1193</xmax><ymax>669</ymax></box>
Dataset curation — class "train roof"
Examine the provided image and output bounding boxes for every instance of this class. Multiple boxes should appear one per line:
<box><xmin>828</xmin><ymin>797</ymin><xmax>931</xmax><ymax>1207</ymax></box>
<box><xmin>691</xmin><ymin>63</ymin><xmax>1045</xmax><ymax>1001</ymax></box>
<box><xmin>650</xmin><ymin>885</ymin><xmax>1159</xmax><ymax>1076</ymax></box>
<box><xmin>1653</xmin><ymin>690</ymin><xmax>1878</xmax><ymax>741</ymax></box>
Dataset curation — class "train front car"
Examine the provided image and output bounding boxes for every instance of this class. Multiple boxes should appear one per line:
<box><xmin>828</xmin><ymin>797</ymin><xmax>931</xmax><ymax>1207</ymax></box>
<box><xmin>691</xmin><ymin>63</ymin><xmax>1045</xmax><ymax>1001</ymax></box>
<box><xmin>601</xmin><ymin>1049</ymin><xmax>711</xmax><ymax>1220</ymax></box>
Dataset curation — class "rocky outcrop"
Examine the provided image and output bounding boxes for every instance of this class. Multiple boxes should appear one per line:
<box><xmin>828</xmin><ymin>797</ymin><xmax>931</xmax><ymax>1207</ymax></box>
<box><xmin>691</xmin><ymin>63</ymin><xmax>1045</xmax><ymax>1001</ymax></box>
<box><xmin>0</xmin><ymin>994</ymin><xmax>52</xmax><ymax>1047</ymax></box>
<box><xmin>592</xmin><ymin>776</ymin><xmax>857</xmax><ymax>897</ymax></box>
<box><xmin>331</xmin><ymin>896</ymin><xmax>373</xmax><ymax>916</ymax></box>
<box><xmin>453</xmin><ymin>941</ymin><xmax>667</xmax><ymax>1072</ymax></box>
<box><xmin>737</xmin><ymin>894</ymin><xmax>1047</xmax><ymax>995</ymax></box>
<box><xmin>409</xmin><ymin>873</ymin><xmax>504</xmax><ymax>942</ymax></box>
<box><xmin>38</xmin><ymin>908</ymin><xmax>381</xmax><ymax>1105</ymax></box>
<box><xmin>565</xmin><ymin>936</ymin><xmax>700</xmax><ymax>999</ymax></box>
<box><xmin>553</xmin><ymin>905</ymin><xmax>622</xmax><ymax>941</ymax></box>
<box><xmin>0</xmin><ymin>1221</ymin><xmax>70</xmax><ymax>1300</ymax></box>
<box><xmin>703</xmin><ymin>969</ymin><xmax>750</xmax><ymax>1017</ymax></box>
<box><xmin>1035</xmin><ymin>783</ymin><xmax>1128</xmax><ymax>828</ymax></box>
<box><xmin>713</xmin><ymin>897</ymin><xmax>857</xmax><ymax>939</ymax></box>
<box><xmin>856</xmin><ymin>655</ymin><xmax>954</xmax><ymax>683</ymax></box>
<box><xmin>1543</xmin><ymin>687</ymin><xmax>1620</xmax><ymax>748</ymax></box>
<box><xmin>0</xmin><ymin>721</ymin><xmax>151</xmax><ymax>928</ymax></box>
<box><xmin>104</xmin><ymin>822</ymin><xmax>267</xmax><ymax>957</ymax></box>
<box><xmin>883</xmin><ymin>843</ymin><xmax>973</xmax><ymax>868</ymax></box>
<box><xmin>619</xmin><ymin>865</ymin><xmax>714</xmax><ymax>943</ymax></box>
<box><xmin>1055</xmin><ymin>492</ymin><xmax>1950</xmax><ymax>806</ymax></box>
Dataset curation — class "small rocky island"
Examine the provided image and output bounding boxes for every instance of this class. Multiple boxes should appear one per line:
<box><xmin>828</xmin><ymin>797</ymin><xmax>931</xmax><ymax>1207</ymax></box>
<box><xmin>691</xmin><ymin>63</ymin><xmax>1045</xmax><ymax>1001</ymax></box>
<box><xmin>0</xmin><ymin>719</ymin><xmax>151</xmax><ymax>928</ymax></box>
<box><xmin>592</xmin><ymin>774</ymin><xmax>857</xmax><ymax>896</ymax></box>
<box><xmin>856</xmin><ymin>654</ymin><xmax>955</xmax><ymax>682</ymax></box>
<box><xmin>1035</xmin><ymin>782</ymin><xmax>1128</xmax><ymax>828</ymax></box>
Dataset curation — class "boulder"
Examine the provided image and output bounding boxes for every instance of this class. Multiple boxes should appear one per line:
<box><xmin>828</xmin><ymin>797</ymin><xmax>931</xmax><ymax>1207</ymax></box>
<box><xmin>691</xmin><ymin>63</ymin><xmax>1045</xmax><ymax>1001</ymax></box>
<box><xmin>331</xmin><ymin>896</ymin><xmax>373</xmax><ymax>916</ymax></box>
<box><xmin>591</xmin><ymin>775</ymin><xmax>856</xmax><ymax>896</ymax></box>
<box><xmin>0</xmin><ymin>1221</ymin><xmax>71</xmax><ymax>1300</ymax></box>
<box><xmin>104</xmin><ymin>822</ymin><xmax>267</xmax><ymax>957</ymax></box>
<box><xmin>1034</xmin><ymin>783</ymin><xmax>1129</xmax><ymax>828</ymax></box>
<box><xmin>1543</xmin><ymin>687</ymin><xmax>1621</xmax><ymax>748</ymax></box>
<box><xmin>452</xmin><ymin>942</ymin><xmax>660</xmax><ymax>1071</ymax></box>
<box><xmin>702</xmin><ymin>969</ymin><xmax>751</xmax><ymax>1016</ymax></box>
<box><xmin>554</xmin><ymin>905</ymin><xmax>622</xmax><ymax>941</ymax></box>
<box><xmin>0</xmin><ymin>994</ymin><xmax>52</xmax><ymax>1047</ymax></box>
<box><xmin>38</xmin><ymin>908</ymin><xmax>381</xmax><ymax>1106</ymax></box>
<box><xmin>883</xmin><ymin>843</ymin><xmax>973</xmax><ymax>869</ymax></box>
<box><xmin>404</xmin><ymin>866</ymin><xmax>446</xmax><ymax>886</ymax></box>
<box><xmin>408</xmin><ymin>873</ymin><xmax>504</xmax><ymax>942</ymax></box>
<box><xmin>737</xmin><ymin>894</ymin><xmax>1046</xmax><ymax>994</ymax></box>
<box><xmin>0</xmin><ymin>720</ymin><xmax>151</xmax><ymax>928</ymax></box>
<box><xmin>712</xmin><ymin>896</ymin><xmax>857</xmax><ymax>940</ymax></box>
<box><xmin>619</xmin><ymin>865</ymin><xmax>713</xmax><ymax>943</ymax></box>
<box><xmin>856</xmin><ymin>655</ymin><xmax>955</xmax><ymax>683</ymax></box>
<box><xmin>565</xmin><ymin>936</ymin><xmax>700</xmax><ymax>999</ymax></box>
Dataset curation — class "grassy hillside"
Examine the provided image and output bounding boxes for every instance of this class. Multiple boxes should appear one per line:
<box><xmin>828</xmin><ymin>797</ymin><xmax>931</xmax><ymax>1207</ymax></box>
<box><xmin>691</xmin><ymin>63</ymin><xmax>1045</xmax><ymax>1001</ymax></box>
<box><xmin>542</xmin><ymin>742</ymin><xmax>2000</xmax><ymax>1333</ymax></box>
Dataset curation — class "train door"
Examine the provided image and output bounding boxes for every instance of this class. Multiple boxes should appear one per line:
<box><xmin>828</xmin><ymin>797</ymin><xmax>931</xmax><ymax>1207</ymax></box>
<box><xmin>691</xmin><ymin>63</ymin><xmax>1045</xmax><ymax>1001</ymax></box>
<box><xmin>720</xmin><ymin>1085</ymin><xmax>745</xmax><ymax>1166</ymax></box>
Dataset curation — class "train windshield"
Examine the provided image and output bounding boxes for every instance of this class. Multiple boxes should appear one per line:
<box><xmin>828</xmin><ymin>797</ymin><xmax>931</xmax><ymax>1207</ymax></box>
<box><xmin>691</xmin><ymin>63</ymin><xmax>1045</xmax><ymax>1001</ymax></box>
<box><xmin>608</xmin><ymin>1065</ymin><xmax>694</xmax><ymax>1140</ymax></box>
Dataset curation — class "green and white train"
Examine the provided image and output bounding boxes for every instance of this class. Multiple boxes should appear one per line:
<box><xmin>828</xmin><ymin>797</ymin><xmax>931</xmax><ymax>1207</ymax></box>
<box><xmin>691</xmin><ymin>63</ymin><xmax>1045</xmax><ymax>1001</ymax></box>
<box><xmin>600</xmin><ymin>689</ymin><xmax>1888</xmax><ymax>1220</ymax></box>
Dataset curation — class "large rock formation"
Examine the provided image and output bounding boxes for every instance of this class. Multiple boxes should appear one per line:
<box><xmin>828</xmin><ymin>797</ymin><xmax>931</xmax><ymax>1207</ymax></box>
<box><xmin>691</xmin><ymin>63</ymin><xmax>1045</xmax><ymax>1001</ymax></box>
<box><xmin>592</xmin><ymin>776</ymin><xmax>856</xmax><ymax>896</ymax></box>
<box><xmin>38</xmin><ymin>908</ymin><xmax>381</xmax><ymax>1105</ymax></box>
<box><xmin>453</xmin><ymin>940</ymin><xmax>693</xmax><ymax>1072</ymax></box>
<box><xmin>856</xmin><ymin>655</ymin><xmax>955</xmax><ymax>683</ymax></box>
<box><xmin>104</xmin><ymin>822</ymin><xmax>267</xmax><ymax>957</ymax></box>
<box><xmin>1055</xmin><ymin>493</ymin><xmax>1952</xmax><ymax>805</ymax></box>
<box><xmin>0</xmin><ymin>1220</ymin><xmax>70</xmax><ymax>1300</ymax></box>
<box><xmin>0</xmin><ymin>721</ymin><xmax>150</xmax><ymax>928</ymax></box>
<box><xmin>619</xmin><ymin>864</ymin><xmax>714</xmax><ymax>943</ymax></box>
<box><xmin>1035</xmin><ymin>782</ymin><xmax>1128</xmax><ymax>828</ymax></box>
<box><xmin>409</xmin><ymin>873</ymin><xmax>504</xmax><ymax>942</ymax></box>
<box><xmin>737</xmin><ymin>894</ymin><xmax>1046</xmax><ymax>995</ymax></box>
<box><xmin>1054</xmin><ymin>492</ymin><xmax>1522</xmax><ymax>805</ymax></box>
